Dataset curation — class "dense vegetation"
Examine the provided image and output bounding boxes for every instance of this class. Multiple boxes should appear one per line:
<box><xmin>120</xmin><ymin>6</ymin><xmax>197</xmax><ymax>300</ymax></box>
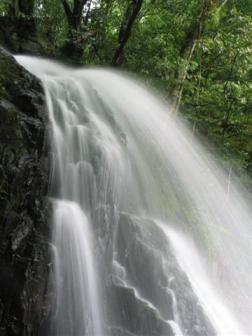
<box><xmin>1</xmin><ymin>0</ymin><xmax>252</xmax><ymax>186</ymax></box>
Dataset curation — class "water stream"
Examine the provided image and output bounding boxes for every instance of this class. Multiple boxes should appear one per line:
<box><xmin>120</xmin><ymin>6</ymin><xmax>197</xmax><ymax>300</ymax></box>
<box><xmin>16</xmin><ymin>56</ymin><xmax>251</xmax><ymax>336</ymax></box>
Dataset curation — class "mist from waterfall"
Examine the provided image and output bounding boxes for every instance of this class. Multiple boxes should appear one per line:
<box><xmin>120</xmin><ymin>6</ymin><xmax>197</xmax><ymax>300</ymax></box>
<box><xmin>16</xmin><ymin>56</ymin><xmax>251</xmax><ymax>336</ymax></box>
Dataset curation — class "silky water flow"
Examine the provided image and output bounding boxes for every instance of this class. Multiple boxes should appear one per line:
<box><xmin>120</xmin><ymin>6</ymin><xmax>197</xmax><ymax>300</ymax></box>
<box><xmin>16</xmin><ymin>56</ymin><xmax>251</xmax><ymax>336</ymax></box>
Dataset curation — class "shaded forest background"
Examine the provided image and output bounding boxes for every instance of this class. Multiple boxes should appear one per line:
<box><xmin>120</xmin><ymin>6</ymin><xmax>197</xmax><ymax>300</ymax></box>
<box><xmin>1</xmin><ymin>0</ymin><xmax>252</xmax><ymax>187</ymax></box>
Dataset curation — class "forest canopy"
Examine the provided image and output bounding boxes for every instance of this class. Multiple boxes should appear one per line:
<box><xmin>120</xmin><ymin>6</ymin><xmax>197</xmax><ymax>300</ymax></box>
<box><xmin>1</xmin><ymin>0</ymin><xmax>252</xmax><ymax>185</ymax></box>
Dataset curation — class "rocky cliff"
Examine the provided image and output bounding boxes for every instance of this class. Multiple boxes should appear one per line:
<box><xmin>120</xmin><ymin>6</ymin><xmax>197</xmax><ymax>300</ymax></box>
<box><xmin>0</xmin><ymin>48</ymin><xmax>49</xmax><ymax>335</ymax></box>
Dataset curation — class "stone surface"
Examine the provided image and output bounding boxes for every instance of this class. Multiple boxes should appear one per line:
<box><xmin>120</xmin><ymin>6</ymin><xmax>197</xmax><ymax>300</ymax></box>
<box><xmin>0</xmin><ymin>47</ymin><xmax>49</xmax><ymax>335</ymax></box>
<box><xmin>106</xmin><ymin>213</ymin><xmax>216</xmax><ymax>336</ymax></box>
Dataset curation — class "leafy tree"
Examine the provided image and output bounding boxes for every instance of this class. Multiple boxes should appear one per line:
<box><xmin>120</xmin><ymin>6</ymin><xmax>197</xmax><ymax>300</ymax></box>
<box><xmin>1</xmin><ymin>0</ymin><xmax>251</xmax><ymax>185</ymax></box>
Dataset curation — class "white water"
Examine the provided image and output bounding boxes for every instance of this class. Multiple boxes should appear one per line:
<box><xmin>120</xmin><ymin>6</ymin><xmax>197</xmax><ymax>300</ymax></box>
<box><xmin>112</xmin><ymin>258</ymin><xmax>184</xmax><ymax>335</ymax></box>
<box><xmin>52</xmin><ymin>200</ymin><xmax>103</xmax><ymax>336</ymax></box>
<box><xmin>158</xmin><ymin>222</ymin><xmax>248</xmax><ymax>335</ymax></box>
<box><xmin>16</xmin><ymin>56</ymin><xmax>251</xmax><ymax>335</ymax></box>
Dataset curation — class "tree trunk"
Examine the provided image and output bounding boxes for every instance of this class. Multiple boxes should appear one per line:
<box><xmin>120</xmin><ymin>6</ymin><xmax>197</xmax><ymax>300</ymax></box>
<box><xmin>19</xmin><ymin>0</ymin><xmax>34</xmax><ymax>16</ymax></box>
<box><xmin>9</xmin><ymin>0</ymin><xmax>34</xmax><ymax>17</ymax></box>
<box><xmin>61</xmin><ymin>0</ymin><xmax>87</xmax><ymax>31</ymax></box>
<box><xmin>61</xmin><ymin>0</ymin><xmax>88</xmax><ymax>60</ymax></box>
<box><xmin>172</xmin><ymin>0</ymin><xmax>216</xmax><ymax>114</ymax></box>
<box><xmin>112</xmin><ymin>0</ymin><xmax>143</xmax><ymax>66</ymax></box>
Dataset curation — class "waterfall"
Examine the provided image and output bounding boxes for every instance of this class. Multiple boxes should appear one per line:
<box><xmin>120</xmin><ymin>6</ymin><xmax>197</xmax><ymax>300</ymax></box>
<box><xmin>158</xmin><ymin>222</ymin><xmax>247</xmax><ymax>335</ymax></box>
<box><xmin>16</xmin><ymin>56</ymin><xmax>251</xmax><ymax>336</ymax></box>
<box><xmin>51</xmin><ymin>200</ymin><xmax>103</xmax><ymax>335</ymax></box>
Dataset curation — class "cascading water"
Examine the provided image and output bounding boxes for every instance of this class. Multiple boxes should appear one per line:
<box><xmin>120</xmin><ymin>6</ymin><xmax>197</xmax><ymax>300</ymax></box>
<box><xmin>158</xmin><ymin>222</ymin><xmax>247</xmax><ymax>336</ymax></box>
<box><xmin>51</xmin><ymin>200</ymin><xmax>103</xmax><ymax>336</ymax></box>
<box><xmin>16</xmin><ymin>56</ymin><xmax>251</xmax><ymax>336</ymax></box>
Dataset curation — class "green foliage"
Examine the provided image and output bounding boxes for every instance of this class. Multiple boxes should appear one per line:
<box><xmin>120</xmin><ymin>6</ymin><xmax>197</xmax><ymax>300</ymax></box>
<box><xmin>34</xmin><ymin>0</ymin><xmax>68</xmax><ymax>48</ymax></box>
<box><xmin>0</xmin><ymin>0</ymin><xmax>10</xmax><ymax>14</ymax></box>
<box><xmin>1</xmin><ymin>0</ymin><xmax>252</xmax><ymax>186</ymax></box>
<box><xmin>180</xmin><ymin>1</ymin><xmax>252</xmax><ymax>182</ymax></box>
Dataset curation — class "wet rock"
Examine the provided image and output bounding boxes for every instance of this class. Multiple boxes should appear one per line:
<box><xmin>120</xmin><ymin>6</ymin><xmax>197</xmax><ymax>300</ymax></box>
<box><xmin>11</xmin><ymin>217</ymin><xmax>33</xmax><ymax>252</ymax></box>
<box><xmin>108</xmin><ymin>213</ymin><xmax>216</xmax><ymax>336</ymax></box>
<box><xmin>0</xmin><ymin>47</ymin><xmax>49</xmax><ymax>335</ymax></box>
<box><xmin>108</xmin><ymin>284</ymin><xmax>174</xmax><ymax>336</ymax></box>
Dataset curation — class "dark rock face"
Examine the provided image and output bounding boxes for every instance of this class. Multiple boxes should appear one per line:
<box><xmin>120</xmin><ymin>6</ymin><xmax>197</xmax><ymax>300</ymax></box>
<box><xmin>0</xmin><ymin>48</ymin><xmax>49</xmax><ymax>335</ymax></box>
